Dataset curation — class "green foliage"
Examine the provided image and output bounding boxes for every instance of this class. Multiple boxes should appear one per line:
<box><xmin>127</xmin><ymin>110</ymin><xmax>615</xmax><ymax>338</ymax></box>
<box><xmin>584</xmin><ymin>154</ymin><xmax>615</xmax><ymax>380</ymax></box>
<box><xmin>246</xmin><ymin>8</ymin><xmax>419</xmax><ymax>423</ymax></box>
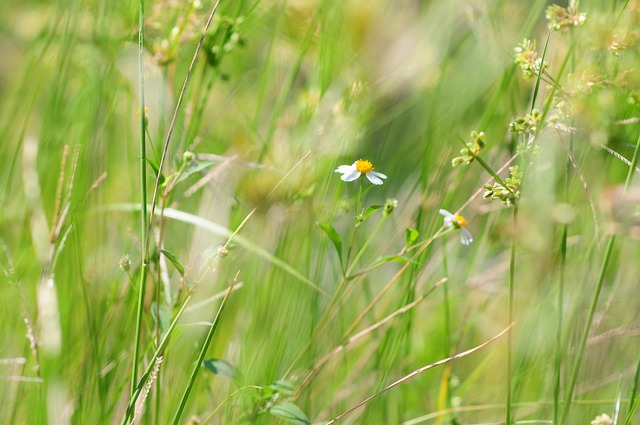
<box><xmin>2</xmin><ymin>0</ymin><xmax>640</xmax><ymax>424</ymax></box>
<box><xmin>269</xmin><ymin>402</ymin><xmax>311</xmax><ymax>425</ymax></box>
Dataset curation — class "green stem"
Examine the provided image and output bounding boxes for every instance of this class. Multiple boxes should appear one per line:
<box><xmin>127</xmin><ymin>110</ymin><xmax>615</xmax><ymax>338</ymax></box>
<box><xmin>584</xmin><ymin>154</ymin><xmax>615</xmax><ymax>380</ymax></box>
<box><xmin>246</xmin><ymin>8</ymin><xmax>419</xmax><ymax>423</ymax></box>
<box><xmin>555</xmin><ymin>29</ymin><xmax>575</xmax><ymax>424</ymax></box>
<box><xmin>442</xmin><ymin>240</ymin><xmax>451</xmax><ymax>358</ymax></box>
<box><xmin>473</xmin><ymin>154</ymin><xmax>514</xmax><ymax>196</ymax></box>
<box><xmin>171</xmin><ymin>276</ymin><xmax>237</xmax><ymax>425</ymax></box>
<box><xmin>344</xmin><ymin>179</ymin><xmax>363</xmax><ymax>274</ymax></box>
<box><xmin>627</xmin><ymin>351</ymin><xmax>640</xmax><ymax>421</ymax></box>
<box><xmin>345</xmin><ymin>215</ymin><xmax>387</xmax><ymax>278</ymax></box>
<box><xmin>530</xmin><ymin>29</ymin><xmax>552</xmax><ymax>113</ymax></box>
<box><xmin>506</xmin><ymin>205</ymin><xmax>518</xmax><ymax>425</ymax></box>
<box><xmin>561</xmin><ymin>129</ymin><xmax>640</xmax><ymax>424</ymax></box>
<box><xmin>554</xmin><ymin>208</ymin><xmax>568</xmax><ymax>425</ymax></box>
<box><xmin>131</xmin><ymin>0</ymin><xmax>147</xmax><ymax>399</ymax></box>
<box><xmin>122</xmin><ymin>294</ymin><xmax>193</xmax><ymax>425</ymax></box>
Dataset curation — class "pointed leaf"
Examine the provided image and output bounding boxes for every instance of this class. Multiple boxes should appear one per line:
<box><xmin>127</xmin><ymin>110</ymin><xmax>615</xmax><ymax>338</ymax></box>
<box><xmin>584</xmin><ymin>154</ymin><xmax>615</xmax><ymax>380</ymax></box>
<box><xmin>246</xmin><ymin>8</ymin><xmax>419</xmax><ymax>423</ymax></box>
<box><xmin>317</xmin><ymin>222</ymin><xmax>343</xmax><ymax>267</ymax></box>
<box><xmin>405</xmin><ymin>228</ymin><xmax>419</xmax><ymax>247</ymax></box>
<box><xmin>362</xmin><ymin>205</ymin><xmax>383</xmax><ymax>220</ymax></box>
<box><xmin>176</xmin><ymin>160</ymin><xmax>217</xmax><ymax>184</ymax></box>
<box><xmin>159</xmin><ymin>249</ymin><xmax>185</xmax><ymax>277</ymax></box>
<box><xmin>270</xmin><ymin>402</ymin><xmax>311</xmax><ymax>425</ymax></box>
<box><xmin>269</xmin><ymin>379</ymin><xmax>295</xmax><ymax>394</ymax></box>
<box><xmin>146</xmin><ymin>157</ymin><xmax>165</xmax><ymax>185</ymax></box>
<box><xmin>203</xmin><ymin>359</ymin><xmax>236</xmax><ymax>379</ymax></box>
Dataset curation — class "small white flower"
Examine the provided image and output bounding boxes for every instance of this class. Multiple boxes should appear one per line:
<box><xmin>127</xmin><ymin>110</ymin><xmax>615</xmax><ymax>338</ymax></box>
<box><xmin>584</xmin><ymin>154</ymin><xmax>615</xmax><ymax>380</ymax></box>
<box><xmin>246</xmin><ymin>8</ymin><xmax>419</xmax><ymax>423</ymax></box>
<box><xmin>439</xmin><ymin>209</ymin><xmax>473</xmax><ymax>246</ymax></box>
<box><xmin>335</xmin><ymin>159</ymin><xmax>387</xmax><ymax>185</ymax></box>
<box><xmin>591</xmin><ymin>414</ymin><xmax>612</xmax><ymax>425</ymax></box>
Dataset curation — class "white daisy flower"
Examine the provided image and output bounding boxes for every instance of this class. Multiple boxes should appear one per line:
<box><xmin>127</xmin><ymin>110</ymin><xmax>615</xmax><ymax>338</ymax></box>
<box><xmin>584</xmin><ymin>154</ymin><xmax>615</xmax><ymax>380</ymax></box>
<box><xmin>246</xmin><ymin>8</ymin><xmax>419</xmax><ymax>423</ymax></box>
<box><xmin>439</xmin><ymin>209</ymin><xmax>474</xmax><ymax>246</ymax></box>
<box><xmin>335</xmin><ymin>159</ymin><xmax>387</xmax><ymax>185</ymax></box>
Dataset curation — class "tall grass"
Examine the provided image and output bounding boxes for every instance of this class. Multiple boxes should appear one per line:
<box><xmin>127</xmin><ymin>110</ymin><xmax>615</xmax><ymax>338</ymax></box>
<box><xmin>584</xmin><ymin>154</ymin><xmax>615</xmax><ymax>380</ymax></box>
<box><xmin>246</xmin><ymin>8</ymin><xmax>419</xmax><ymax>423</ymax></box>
<box><xmin>1</xmin><ymin>0</ymin><xmax>640</xmax><ymax>424</ymax></box>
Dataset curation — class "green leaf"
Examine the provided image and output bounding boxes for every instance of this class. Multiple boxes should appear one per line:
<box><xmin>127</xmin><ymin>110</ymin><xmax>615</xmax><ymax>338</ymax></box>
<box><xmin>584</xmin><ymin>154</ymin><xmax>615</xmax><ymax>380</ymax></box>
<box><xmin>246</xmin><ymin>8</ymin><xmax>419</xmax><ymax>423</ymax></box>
<box><xmin>202</xmin><ymin>359</ymin><xmax>236</xmax><ymax>379</ymax></box>
<box><xmin>146</xmin><ymin>157</ymin><xmax>165</xmax><ymax>185</ymax></box>
<box><xmin>363</xmin><ymin>205</ymin><xmax>383</xmax><ymax>220</ymax></box>
<box><xmin>175</xmin><ymin>160</ymin><xmax>216</xmax><ymax>184</ymax></box>
<box><xmin>150</xmin><ymin>302</ymin><xmax>171</xmax><ymax>333</ymax></box>
<box><xmin>269</xmin><ymin>379</ymin><xmax>295</xmax><ymax>394</ymax></box>
<box><xmin>317</xmin><ymin>222</ymin><xmax>343</xmax><ymax>268</ymax></box>
<box><xmin>371</xmin><ymin>255</ymin><xmax>412</xmax><ymax>266</ymax></box>
<box><xmin>270</xmin><ymin>402</ymin><xmax>311</xmax><ymax>425</ymax></box>
<box><xmin>405</xmin><ymin>228</ymin><xmax>419</xmax><ymax>247</ymax></box>
<box><xmin>159</xmin><ymin>249</ymin><xmax>185</xmax><ymax>277</ymax></box>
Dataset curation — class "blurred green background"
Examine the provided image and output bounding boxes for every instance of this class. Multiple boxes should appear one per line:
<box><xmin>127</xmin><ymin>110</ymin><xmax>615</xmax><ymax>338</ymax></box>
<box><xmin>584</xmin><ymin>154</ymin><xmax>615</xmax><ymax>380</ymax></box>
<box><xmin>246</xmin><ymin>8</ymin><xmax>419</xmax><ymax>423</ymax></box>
<box><xmin>1</xmin><ymin>0</ymin><xmax>640</xmax><ymax>424</ymax></box>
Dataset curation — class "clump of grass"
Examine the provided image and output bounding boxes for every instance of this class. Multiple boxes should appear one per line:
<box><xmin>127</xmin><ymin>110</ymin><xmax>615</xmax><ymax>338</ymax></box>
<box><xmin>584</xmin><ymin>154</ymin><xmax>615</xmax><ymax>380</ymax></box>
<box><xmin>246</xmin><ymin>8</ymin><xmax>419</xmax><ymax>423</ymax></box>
<box><xmin>2</xmin><ymin>0</ymin><xmax>640</xmax><ymax>424</ymax></box>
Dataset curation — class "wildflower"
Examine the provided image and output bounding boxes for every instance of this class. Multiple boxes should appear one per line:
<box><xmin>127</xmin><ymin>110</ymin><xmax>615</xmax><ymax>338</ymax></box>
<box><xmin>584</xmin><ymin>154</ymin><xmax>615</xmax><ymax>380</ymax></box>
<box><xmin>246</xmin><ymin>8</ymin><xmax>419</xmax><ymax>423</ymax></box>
<box><xmin>509</xmin><ymin>109</ymin><xmax>542</xmax><ymax>135</ymax></box>
<box><xmin>452</xmin><ymin>131</ymin><xmax>485</xmax><ymax>167</ymax></box>
<box><xmin>119</xmin><ymin>254</ymin><xmax>132</xmax><ymax>272</ymax></box>
<box><xmin>590</xmin><ymin>414</ymin><xmax>612</xmax><ymax>425</ymax></box>
<box><xmin>546</xmin><ymin>1</ymin><xmax>586</xmax><ymax>32</ymax></box>
<box><xmin>182</xmin><ymin>150</ymin><xmax>195</xmax><ymax>164</ymax></box>
<box><xmin>335</xmin><ymin>159</ymin><xmax>387</xmax><ymax>185</ymax></box>
<box><xmin>514</xmin><ymin>39</ymin><xmax>548</xmax><ymax>79</ymax></box>
<box><xmin>439</xmin><ymin>209</ymin><xmax>473</xmax><ymax>246</ymax></box>
<box><xmin>383</xmin><ymin>198</ymin><xmax>398</xmax><ymax>216</ymax></box>
<box><xmin>483</xmin><ymin>165</ymin><xmax>522</xmax><ymax>207</ymax></box>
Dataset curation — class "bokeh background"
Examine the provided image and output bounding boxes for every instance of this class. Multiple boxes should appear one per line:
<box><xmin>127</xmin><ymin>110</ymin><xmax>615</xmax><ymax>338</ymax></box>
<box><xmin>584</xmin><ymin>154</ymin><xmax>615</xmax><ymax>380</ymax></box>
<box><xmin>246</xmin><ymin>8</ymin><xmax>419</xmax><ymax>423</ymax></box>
<box><xmin>1</xmin><ymin>0</ymin><xmax>640</xmax><ymax>424</ymax></box>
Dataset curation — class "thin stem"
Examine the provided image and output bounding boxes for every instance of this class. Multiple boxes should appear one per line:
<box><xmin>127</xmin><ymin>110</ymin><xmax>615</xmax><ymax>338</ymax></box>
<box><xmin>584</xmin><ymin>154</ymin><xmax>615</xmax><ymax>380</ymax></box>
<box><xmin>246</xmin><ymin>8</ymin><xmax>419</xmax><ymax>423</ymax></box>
<box><xmin>555</xmin><ymin>30</ymin><xmax>576</xmax><ymax>423</ymax></box>
<box><xmin>506</xmin><ymin>205</ymin><xmax>518</xmax><ymax>425</ymax></box>
<box><xmin>345</xmin><ymin>215</ymin><xmax>387</xmax><ymax>278</ymax></box>
<box><xmin>561</xmin><ymin>128</ymin><xmax>640</xmax><ymax>424</ymax></box>
<box><xmin>627</xmin><ymin>351</ymin><xmax>640</xmax><ymax>421</ymax></box>
<box><xmin>530</xmin><ymin>30</ymin><xmax>552</xmax><ymax>113</ymax></box>
<box><xmin>122</xmin><ymin>294</ymin><xmax>194</xmax><ymax>425</ymax></box>
<box><xmin>131</xmin><ymin>0</ymin><xmax>147</xmax><ymax>399</ymax></box>
<box><xmin>344</xmin><ymin>179</ymin><xmax>363</xmax><ymax>272</ymax></box>
<box><xmin>560</xmin><ymin>236</ymin><xmax>616</xmax><ymax>425</ymax></box>
<box><xmin>325</xmin><ymin>326</ymin><xmax>512</xmax><ymax>424</ymax></box>
<box><xmin>171</xmin><ymin>273</ymin><xmax>237</xmax><ymax>425</ymax></box>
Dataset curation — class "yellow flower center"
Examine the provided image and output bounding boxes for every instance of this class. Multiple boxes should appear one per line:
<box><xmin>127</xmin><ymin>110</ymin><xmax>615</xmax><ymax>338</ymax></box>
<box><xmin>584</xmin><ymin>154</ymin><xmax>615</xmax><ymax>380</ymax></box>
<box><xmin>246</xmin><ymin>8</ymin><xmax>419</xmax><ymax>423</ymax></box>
<box><xmin>355</xmin><ymin>159</ymin><xmax>374</xmax><ymax>173</ymax></box>
<box><xmin>454</xmin><ymin>214</ymin><xmax>468</xmax><ymax>228</ymax></box>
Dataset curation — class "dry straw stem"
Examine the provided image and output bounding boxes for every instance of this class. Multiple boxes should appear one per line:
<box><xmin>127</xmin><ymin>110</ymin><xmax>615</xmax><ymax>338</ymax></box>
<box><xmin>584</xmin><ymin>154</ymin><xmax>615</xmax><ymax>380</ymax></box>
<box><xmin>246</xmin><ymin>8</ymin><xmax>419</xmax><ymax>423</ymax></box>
<box><xmin>297</xmin><ymin>278</ymin><xmax>447</xmax><ymax>394</ymax></box>
<box><xmin>325</xmin><ymin>324</ymin><xmax>514</xmax><ymax>424</ymax></box>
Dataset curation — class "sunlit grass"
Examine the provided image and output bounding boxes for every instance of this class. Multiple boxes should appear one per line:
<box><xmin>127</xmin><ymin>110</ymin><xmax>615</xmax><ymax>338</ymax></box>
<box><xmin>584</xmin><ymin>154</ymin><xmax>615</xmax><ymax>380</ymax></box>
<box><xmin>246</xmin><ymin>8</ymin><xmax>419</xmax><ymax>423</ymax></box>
<box><xmin>1</xmin><ymin>0</ymin><xmax>640</xmax><ymax>424</ymax></box>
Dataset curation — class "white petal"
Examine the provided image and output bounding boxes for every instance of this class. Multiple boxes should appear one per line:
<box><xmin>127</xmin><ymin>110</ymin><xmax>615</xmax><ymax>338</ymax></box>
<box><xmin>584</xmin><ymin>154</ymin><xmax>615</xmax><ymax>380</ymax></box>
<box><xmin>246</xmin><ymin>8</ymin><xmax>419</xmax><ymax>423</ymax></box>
<box><xmin>460</xmin><ymin>228</ymin><xmax>474</xmax><ymax>245</ymax></box>
<box><xmin>366</xmin><ymin>173</ymin><xmax>384</xmax><ymax>185</ymax></box>
<box><xmin>335</xmin><ymin>164</ymin><xmax>356</xmax><ymax>174</ymax></box>
<box><xmin>439</xmin><ymin>209</ymin><xmax>454</xmax><ymax>227</ymax></box>
<box><xmin>370</xmin><ymin>171</ymin><xmax>387</xmax><ymax>180</ymax></box>
<box><xmin>341</xmin><ymin>171</ymin><xmax>361</xmax><ymax>182</ymax></box>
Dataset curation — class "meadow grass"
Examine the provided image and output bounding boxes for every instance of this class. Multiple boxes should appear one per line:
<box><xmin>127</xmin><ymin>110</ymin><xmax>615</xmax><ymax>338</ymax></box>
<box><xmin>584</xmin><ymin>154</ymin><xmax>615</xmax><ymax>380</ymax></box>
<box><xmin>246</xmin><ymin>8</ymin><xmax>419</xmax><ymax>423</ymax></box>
<box><xmin>1</xmin><ymin>0</ymin><xmax>640</xmax><ymax>424</ymax></box>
